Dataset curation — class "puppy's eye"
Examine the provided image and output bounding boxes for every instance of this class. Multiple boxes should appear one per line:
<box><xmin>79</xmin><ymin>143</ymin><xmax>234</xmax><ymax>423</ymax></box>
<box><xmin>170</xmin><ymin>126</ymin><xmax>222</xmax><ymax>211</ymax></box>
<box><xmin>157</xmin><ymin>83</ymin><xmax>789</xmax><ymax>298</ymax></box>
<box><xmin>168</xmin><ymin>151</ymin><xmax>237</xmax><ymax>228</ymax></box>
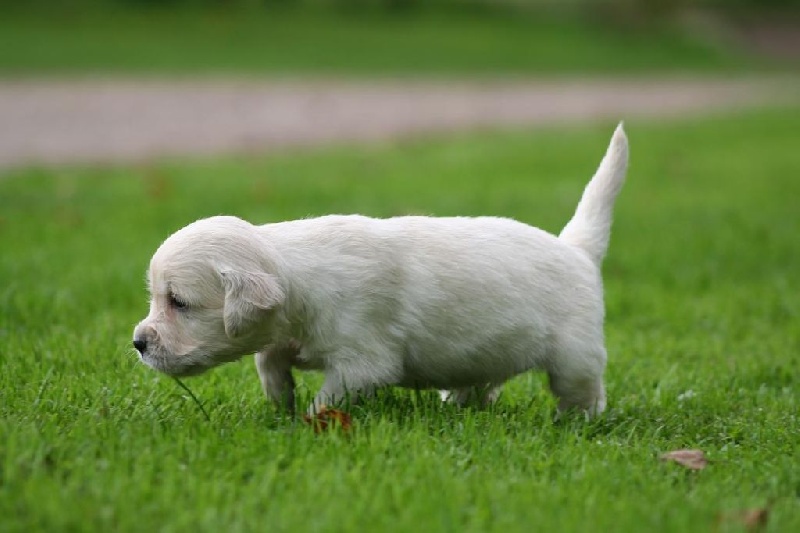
<box><xmin>169</xmin><ymin>293</ymin><xmax>188</xmax><ymax>310</ymax></box>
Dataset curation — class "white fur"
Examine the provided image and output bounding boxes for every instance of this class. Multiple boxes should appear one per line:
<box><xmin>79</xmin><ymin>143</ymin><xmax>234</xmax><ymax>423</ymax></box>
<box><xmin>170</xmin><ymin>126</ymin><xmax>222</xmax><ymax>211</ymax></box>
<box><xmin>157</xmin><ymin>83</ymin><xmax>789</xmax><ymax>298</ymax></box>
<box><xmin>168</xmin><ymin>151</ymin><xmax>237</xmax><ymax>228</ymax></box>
<box><xmin>133</xmin><ymin>124</ymin><xmax>628</xmax><ymax>416</ymax></box>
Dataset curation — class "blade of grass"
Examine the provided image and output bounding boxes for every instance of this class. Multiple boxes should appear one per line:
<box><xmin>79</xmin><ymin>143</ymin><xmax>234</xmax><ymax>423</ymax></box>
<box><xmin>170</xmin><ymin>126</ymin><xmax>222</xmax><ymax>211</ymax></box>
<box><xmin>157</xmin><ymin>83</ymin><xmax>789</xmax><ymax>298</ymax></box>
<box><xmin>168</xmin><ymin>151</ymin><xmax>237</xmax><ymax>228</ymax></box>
<box><xmin>172</xmin><ymin>376</ymin><xmax>211</xmax><ymax>423</ymax></box>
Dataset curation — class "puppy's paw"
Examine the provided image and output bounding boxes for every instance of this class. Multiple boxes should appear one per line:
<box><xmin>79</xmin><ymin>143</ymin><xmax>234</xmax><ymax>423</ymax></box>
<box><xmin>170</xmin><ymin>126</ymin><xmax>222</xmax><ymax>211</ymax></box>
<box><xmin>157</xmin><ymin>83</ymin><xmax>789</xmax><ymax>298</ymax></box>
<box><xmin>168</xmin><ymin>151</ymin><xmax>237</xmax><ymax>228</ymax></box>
<box><xmin>440</xmin><ymin>385</ymin><xmax>501</xmax><ymax>408</ymax></box>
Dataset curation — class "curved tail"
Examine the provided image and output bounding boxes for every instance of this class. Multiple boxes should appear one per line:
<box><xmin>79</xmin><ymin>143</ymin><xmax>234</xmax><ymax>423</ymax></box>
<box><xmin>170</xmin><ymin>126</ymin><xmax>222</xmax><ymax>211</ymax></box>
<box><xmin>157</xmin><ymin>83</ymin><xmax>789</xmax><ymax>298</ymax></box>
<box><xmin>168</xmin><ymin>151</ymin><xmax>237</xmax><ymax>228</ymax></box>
<box><xmin>559</xmin><ymin>123</ymin><xmax>629</xmax><ymax>265</ymax></box>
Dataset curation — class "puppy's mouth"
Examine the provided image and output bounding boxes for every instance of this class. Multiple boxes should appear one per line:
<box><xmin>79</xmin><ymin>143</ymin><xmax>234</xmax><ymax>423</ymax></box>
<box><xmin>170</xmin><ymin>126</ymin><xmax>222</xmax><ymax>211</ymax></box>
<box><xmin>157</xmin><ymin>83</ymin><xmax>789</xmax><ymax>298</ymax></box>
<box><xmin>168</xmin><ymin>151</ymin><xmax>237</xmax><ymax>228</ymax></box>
<box><xmin>159</xmin><ymin>364</ymin><xmax>210</xmax><ymax>378</ymax></box>
<box><xmin>140</xmin><ymin>352</ymin><xmax>212</xmax><ymax>378</ymax></box>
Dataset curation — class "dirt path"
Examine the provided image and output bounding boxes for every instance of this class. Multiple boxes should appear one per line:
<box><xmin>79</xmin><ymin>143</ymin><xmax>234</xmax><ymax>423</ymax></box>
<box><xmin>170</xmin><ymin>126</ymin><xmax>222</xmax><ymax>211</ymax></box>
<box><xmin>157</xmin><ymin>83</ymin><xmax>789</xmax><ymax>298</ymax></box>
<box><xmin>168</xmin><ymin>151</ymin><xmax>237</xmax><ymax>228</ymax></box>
<box><xmin>0</xmin><ymin>76</ymin><xmax>795</xmax><ymax>170</ymax></box>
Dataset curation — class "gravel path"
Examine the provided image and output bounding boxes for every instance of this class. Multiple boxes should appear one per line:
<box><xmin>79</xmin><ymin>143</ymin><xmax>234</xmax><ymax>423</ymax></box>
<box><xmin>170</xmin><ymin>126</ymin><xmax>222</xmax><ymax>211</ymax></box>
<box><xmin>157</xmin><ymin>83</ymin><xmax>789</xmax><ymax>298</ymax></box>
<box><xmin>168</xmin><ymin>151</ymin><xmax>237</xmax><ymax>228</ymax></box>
<box><xmin>0</xmin><ymin>76</ymin><xmax>795</xmax><ymax>169</ymax></box>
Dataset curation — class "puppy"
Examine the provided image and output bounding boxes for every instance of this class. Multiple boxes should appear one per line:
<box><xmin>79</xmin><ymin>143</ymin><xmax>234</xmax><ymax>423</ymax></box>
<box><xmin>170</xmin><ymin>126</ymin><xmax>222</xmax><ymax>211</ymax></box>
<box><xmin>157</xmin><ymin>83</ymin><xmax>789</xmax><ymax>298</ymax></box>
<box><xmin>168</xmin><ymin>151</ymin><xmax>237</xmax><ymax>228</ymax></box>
<box><xmin>133</xmin><ymin>124</ymin><xmax>628</xmax><ymax>416</ymax></box>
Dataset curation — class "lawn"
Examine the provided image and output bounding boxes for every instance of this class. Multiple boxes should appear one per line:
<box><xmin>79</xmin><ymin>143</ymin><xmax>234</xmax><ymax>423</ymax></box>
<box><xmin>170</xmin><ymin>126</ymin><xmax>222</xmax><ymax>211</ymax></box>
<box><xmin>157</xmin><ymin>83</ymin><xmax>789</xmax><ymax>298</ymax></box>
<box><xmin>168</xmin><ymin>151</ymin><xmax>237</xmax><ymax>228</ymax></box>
<box><xmin>0</xmin><ymin>5</ymin><xmax>759</xmax><ymax>76</ymax></box>
<box><xmin>1</xmin><ymin>109</ymin><xmax>799</xmax><ymax>532</ymax></box>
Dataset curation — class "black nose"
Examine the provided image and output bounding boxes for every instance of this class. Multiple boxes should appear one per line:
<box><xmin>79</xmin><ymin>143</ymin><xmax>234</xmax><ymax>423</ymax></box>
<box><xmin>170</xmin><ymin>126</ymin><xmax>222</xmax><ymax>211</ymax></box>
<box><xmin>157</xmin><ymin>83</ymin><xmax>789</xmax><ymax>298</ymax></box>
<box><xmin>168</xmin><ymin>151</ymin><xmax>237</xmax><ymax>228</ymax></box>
<box><xmin>133</xmin><ymin>339</ymin><xmax>147</xmax><ymax>354</ymax></box>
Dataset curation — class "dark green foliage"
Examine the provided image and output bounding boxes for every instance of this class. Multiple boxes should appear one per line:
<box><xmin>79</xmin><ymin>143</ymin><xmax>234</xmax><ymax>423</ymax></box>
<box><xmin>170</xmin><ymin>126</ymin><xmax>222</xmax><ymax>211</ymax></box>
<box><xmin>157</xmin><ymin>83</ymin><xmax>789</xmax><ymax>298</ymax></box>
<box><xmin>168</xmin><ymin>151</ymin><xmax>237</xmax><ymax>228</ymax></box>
<box><xmin>0</xmin><ymin>3</ymin><xmax>754</xmax><ymax>75</ymax></box>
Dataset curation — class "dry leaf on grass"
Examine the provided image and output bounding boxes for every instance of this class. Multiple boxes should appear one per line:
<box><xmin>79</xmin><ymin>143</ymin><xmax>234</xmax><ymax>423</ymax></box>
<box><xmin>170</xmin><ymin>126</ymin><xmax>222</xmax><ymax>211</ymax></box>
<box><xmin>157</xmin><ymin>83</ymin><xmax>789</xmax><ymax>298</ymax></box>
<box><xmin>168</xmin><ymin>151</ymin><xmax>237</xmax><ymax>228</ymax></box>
<box><xmin>143</xmin><ymin>169</ymin><xmax>173</xmax><ymax>200</ymax></box>
<box><xmin>717</xmin><ymin>506</ymin><xmax>770</xmax><ymax>531</ymax></box>
<box><xmin>302</xmin><ymin>406</ymin><xmax>353</xmax><ymax>433</ymax></box>
<box><xmin>659</xmin><ymin>449</ymin><xmax>708</xmax><ymax>470</ymax></box>
<box><xmin>739</xmin><ymin>507</ymin><xmax>770</xmax><ymax>530</ymax></box>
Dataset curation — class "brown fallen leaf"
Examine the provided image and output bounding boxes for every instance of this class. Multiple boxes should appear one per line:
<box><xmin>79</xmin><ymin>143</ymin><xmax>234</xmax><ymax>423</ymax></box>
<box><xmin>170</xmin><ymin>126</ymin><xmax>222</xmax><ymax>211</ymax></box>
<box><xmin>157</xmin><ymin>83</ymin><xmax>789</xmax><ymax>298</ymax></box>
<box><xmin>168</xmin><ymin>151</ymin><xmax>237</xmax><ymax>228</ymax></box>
<box><xmin>659</xmin><ymin>449</ymin><xmax>708</xmax><ymax>470</ymax></box>
<box><xmin>716</xmin><ymin>506</ymin><xmax>770</xmax><ymax>532</ymax></box>
<box><xmin>142</xmin><ymin>168</ymin><xmax>173</xmax><ymax>200</ymax></box>
<box><xmin>740</xmin><ymin>507</ymin><xmax>770</xmax><ymax>530</ymax></box>
<box><xmin>302</xmin><ymin>406</ymin><xmax>353</xmax><ymax>434</ymax></box>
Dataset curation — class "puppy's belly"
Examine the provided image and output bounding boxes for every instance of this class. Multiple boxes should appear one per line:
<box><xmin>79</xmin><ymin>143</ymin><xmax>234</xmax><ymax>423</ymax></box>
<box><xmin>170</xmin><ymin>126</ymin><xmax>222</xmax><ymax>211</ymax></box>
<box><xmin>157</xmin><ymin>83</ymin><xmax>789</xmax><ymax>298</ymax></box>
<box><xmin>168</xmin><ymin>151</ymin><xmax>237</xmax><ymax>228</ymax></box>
<box><xmin>396</xmin><ymin>343</ymin><xmax>545</xmax><ymax>390</ymax></box>
<box><xmin>396</xmin><ymin>364</ymin><xmax>530</xmax><ymax>390</ymax></box>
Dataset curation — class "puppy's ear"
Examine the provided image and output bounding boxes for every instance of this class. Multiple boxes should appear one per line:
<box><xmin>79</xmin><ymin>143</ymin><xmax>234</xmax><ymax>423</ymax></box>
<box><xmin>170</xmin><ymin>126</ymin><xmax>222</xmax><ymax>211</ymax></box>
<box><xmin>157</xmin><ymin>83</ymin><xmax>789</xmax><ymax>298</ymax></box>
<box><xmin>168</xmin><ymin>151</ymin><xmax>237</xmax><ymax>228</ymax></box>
<box><xmin>219</xmin><ymin>269</ymin><xmax>285</xmax><ymax>338</ymax></box>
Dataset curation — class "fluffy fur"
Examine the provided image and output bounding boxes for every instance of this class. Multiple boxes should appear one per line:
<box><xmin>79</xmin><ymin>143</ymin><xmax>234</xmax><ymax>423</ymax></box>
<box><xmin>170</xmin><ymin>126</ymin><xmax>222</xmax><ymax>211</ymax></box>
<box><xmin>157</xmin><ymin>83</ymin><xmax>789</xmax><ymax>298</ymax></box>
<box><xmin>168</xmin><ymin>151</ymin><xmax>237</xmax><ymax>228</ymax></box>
<box><xmin>133</xmin><ymin>124</ymin><xmax>629</xmax><ymax>416</ymax></box>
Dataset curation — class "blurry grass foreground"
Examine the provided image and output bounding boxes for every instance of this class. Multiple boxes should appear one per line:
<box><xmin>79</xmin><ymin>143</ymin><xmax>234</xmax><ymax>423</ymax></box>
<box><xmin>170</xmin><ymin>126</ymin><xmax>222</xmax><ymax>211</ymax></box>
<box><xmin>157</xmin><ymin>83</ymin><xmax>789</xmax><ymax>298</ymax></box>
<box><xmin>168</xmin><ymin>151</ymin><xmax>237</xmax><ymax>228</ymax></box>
<box><xmin>0</xmin><ymin>0</ymin><xmax>774</xmax><ymax>75</ymax></box>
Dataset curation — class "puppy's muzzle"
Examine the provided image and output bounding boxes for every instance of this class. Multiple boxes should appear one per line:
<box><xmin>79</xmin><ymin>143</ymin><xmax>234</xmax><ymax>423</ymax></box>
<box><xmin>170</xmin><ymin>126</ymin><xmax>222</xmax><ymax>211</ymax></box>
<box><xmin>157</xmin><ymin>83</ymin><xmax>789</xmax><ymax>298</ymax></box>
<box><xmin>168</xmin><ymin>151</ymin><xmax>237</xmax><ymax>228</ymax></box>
<box><xmin>132</xmin><ymin>323</ymin><xmax>157</xmax><ymax>358</ymax></box>
<box><xmin>133</xmin><ymin>338</ymin><xmax>147</xmax><ymax>356</ymax></box>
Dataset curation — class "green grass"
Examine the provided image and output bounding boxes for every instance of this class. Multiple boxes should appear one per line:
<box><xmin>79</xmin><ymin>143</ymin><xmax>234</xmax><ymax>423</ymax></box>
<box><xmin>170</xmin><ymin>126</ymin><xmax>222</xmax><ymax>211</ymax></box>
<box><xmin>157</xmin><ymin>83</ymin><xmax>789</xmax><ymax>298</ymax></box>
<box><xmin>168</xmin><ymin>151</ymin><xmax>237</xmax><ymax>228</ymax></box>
<box><xmin>0</xmin><ymin>5</ymin><xmax>758</xmax><ymax>76</ymax></box>
<box><xmin>1</xmin><ymin>109</ymin><xmax>799</xmax><ymax>532</ymax></box>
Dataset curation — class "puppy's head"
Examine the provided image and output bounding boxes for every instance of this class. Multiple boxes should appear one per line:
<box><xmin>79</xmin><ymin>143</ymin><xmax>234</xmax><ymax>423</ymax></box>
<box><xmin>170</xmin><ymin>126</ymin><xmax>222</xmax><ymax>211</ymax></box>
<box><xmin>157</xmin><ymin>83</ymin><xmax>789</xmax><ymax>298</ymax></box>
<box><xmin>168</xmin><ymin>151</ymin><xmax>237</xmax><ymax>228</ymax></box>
<box><xmin>132</xmin><ymin>216</ymin><xmax>285</xmax><ymax>377</ymax></box>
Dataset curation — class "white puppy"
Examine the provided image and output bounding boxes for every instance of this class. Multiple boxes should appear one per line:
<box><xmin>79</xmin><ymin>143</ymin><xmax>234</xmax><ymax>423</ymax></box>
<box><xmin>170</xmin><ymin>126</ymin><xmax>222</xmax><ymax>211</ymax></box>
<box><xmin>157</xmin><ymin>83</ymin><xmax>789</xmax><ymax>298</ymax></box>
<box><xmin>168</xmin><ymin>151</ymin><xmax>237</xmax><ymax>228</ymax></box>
<box><xmin>133</xmin><ymin>124</ymin><xmax>628</xmax><ymax>416</ymax></box>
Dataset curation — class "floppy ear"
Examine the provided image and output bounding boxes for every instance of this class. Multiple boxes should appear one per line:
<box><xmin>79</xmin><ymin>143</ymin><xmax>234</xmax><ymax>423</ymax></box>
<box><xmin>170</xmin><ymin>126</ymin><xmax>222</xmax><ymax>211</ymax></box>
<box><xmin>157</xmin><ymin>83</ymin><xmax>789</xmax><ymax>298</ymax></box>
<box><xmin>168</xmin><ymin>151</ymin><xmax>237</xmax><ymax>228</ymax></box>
<box><xmin>219</xmin><ymin>269</ymin><xmax>285</xmax><ymax>338</ymax></box>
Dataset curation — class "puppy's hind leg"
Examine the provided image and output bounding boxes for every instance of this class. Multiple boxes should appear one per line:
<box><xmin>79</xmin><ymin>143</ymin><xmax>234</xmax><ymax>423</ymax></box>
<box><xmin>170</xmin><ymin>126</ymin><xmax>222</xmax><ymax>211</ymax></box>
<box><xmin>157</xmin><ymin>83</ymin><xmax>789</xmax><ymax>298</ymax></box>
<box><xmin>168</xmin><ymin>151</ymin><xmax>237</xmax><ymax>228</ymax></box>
<box><xmin>547</xmin><ymin>348</ymin><xmax>607</xmax><ymax>418</ymax></box>
<box><xmin>255</xmin><ymin>344</ymin><xmax>297</xmax><ymax>415</ymax></box>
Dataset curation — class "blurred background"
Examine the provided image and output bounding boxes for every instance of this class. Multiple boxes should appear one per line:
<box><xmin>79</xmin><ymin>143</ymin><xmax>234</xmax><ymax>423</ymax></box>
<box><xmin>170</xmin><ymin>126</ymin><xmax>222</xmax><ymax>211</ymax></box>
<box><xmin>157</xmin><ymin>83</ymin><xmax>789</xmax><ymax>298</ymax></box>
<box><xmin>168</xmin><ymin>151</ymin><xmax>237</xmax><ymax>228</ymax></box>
<box><xmin>0</xmin><ymin>0</ymin><xmax>797</xmax><ymax>168</ymax></box>
<box><xmin>3</xmin><ymin>0</ymin><xmax>799</xmax><ymax>74</ymax></box>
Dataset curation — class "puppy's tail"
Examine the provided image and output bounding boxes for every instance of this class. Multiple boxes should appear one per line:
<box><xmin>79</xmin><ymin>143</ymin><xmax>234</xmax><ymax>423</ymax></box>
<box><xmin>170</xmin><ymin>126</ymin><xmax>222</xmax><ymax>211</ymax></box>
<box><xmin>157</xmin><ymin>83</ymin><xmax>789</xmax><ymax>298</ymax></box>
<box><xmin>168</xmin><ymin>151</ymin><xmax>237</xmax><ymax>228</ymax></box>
<box><xmin>559</xmin><ymin>122</ymin><xmax>628</xmax><ymax>265</ymax></box>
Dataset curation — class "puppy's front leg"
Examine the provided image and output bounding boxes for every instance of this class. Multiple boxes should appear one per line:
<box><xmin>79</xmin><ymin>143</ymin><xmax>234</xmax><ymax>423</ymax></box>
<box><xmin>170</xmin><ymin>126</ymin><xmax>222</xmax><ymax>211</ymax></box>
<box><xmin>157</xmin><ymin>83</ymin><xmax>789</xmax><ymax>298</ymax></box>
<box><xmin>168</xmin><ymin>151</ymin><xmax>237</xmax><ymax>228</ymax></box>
<box><xmin>309</xmin><ymin>361</ymin><xmax>387</xmax><ymax>415</ymax></box>
<box><xmin>255</xmin><ymin>345</ymin><xmax>297</xmax><ymax>415</ymax></box>
<box><xmin>310</xmin><ymin>375</ymin><xmax>374</xmax><ymax>415</ymax></box>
